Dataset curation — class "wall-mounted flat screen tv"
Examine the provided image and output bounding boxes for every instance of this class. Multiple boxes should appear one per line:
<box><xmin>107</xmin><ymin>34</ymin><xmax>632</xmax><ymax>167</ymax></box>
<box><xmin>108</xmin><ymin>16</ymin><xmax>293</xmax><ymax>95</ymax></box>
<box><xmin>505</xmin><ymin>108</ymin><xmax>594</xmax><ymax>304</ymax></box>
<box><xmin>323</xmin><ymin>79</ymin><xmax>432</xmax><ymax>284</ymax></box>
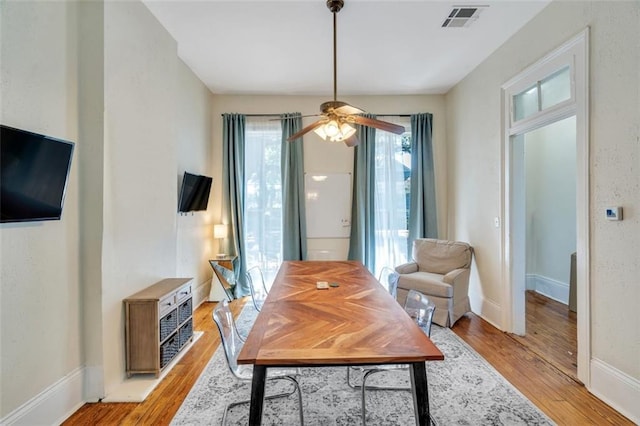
<box><xmin>1</xmin><ymin>125</ymin><xmax>75</xmax><ymax>223</ymax></box>
<box><xmin>178</xmin><ymin>171</ymin><xmax>212</xmax><ymax>213</ymax></box>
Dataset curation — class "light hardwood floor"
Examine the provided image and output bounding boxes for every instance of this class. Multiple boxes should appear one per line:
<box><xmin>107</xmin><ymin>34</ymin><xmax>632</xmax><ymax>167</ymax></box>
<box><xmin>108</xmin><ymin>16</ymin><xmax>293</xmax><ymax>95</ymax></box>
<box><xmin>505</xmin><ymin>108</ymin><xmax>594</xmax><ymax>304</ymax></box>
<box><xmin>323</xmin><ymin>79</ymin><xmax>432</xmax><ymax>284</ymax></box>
<box><xmin>63</xmin><ymin>296</ymin><xmax>633</xmax><ymax>425</ymax></box>
<box><xmin>509</xmin><ymin>290</ymin><xmax>578</xmax><ymax>381</ymax></box>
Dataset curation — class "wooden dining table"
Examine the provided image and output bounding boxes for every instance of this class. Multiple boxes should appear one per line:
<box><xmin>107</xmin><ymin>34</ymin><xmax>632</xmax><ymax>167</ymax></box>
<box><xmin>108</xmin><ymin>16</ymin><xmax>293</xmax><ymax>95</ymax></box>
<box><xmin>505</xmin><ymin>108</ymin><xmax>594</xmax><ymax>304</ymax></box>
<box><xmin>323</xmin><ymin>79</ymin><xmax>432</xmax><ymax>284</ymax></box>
<box><xmin>237</xmin><ymin>260</ymin><xmax>444</xmax><ymax>425</ymax></box>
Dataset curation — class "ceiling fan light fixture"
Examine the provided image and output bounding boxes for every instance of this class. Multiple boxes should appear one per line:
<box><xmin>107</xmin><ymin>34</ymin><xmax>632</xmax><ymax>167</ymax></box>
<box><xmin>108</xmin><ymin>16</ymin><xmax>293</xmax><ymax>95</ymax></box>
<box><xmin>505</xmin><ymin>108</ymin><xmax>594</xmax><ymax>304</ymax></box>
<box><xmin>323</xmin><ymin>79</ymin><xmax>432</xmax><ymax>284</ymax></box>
<box><xmin>314</xmin><ymin>119</ymin><xmax>356</xmax><ymax>142</ymax></box>
<box><xmin>313</xmin><ymin>122</ymin><xmax>330</xmax><ymax>140</ymax></box>
<box><xmin>336</xmin><ymin>122</ymin><xmax>357</xmax><ymax>141</ymax></box>
<box><xmin>326</xmin><ymin>120</ymin><xmax>341</xmax><ymax>137</ymax></box>
<box><xmin>284</xmin><ymin>0</ymin><xmax>405</xmax><ymax>144</ymax></box>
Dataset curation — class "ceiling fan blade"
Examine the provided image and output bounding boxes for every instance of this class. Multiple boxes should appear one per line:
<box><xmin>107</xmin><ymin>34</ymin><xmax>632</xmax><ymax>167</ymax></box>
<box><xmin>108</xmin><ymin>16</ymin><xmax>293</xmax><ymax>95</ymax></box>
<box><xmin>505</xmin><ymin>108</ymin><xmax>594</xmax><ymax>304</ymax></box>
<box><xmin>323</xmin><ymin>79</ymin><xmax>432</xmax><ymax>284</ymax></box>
<box><xmin>287</xmin><ymin>119</ymin><xmax>325</xmax><ymax>142</ymax></box>
<box><xmin>344</xmin><ymin>135</ymin><xmax>360</xmax><ymax>147</ymax></box>
<box><xmin>351</xmin><ymin>115</ymin><xmax>405</xmax><ymax>135</ymax></box>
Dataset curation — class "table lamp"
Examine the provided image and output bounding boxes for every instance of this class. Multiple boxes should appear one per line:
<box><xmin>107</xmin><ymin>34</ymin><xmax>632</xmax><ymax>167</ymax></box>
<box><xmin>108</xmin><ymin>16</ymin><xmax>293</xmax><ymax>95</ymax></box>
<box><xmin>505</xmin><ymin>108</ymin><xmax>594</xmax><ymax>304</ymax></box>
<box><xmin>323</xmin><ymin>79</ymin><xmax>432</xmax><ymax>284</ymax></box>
<box><xmin>213</xmin><ymin>224</ymin><xmax>228</xmax><ymax>258</ymax></box>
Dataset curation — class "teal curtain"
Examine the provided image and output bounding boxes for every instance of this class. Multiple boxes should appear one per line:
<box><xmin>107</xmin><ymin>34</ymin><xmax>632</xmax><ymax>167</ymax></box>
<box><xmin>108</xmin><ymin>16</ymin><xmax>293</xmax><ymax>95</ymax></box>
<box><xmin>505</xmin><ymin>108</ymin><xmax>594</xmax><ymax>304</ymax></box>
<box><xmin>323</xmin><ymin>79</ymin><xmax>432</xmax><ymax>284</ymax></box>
<box><xmin>348</xmin><ymin>114</ymin><xmax>376</xmax><ymax>271</ymax></box>
<box><xmin>280</xmin><ymin>113</ymin><xmax>307</xmax><ymax>260</ymax></box>
<box><xmin>222</xmin><ymin>113</ymin><xmax>249</xmax><ymax>297</ymax></box>
<box><xmin>408</xmin><ymin>113</ymin><xmax>438</xmax><ymax>251</ymax></box>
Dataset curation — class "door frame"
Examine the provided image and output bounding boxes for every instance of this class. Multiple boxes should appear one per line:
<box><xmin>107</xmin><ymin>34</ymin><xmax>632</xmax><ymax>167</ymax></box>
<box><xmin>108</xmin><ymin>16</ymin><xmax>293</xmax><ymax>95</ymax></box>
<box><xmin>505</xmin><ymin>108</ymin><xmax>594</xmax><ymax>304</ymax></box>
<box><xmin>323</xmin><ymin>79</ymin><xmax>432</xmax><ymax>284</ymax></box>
<box><xmin>500</xmin><ymin>28</ymin><xmax>590</xmax><ymax>384</ymax></box>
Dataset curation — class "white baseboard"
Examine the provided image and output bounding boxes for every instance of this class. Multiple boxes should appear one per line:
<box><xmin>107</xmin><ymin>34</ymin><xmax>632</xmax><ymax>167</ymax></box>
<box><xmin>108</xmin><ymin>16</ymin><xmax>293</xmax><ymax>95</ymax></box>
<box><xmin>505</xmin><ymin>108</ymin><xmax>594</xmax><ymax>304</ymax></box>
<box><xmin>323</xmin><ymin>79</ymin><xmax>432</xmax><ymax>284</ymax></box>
<box><xmin>476</xmin><ymin>296</ymin><xmax>503</xmax><ymax>330</ymax></box>
<box><xmin>83</xmin><ymin>366</ymin><xmax>105</xmax><ymax>402</ymax></box>
<box><xmin>1</xmin><ymin>329</ymin><xmax>205</xmax><ymax>424</ymax></box>
<box><xmin>102</xmin><ymin>330</ymin><xmax>203</xmax><ymax>402</ymax></box>
<box><xmin>526</xmin><ymin>274</ymin><xmax>569</xmax><ymax>304</ymax></box>
<box><xmin>589</xmin><ymin>358</ymin><xmax>640</xmax><ymax>424</ymax></box>
<box><xmin>193</xmin><ymin>279</ymin><xmax>211</xmax><ymax>307</ymax></box>
<box><xmin>1</xmin><ymin>367</ymin><xmax>85</xmax><ymax>426</ymax></box>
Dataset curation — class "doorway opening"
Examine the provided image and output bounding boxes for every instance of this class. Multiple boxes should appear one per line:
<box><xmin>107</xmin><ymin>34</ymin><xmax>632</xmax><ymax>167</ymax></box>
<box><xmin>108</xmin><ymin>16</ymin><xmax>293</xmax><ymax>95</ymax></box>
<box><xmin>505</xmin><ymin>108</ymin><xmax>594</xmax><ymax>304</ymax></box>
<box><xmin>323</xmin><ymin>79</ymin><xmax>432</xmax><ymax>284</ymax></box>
<box><xmin>510</xmin><ymin>116</ymin><xmax>578</xmax><ymax>381</ymax></box>
<box><xmin>501</xmin><ymin>29</ymin><xmax>589</xmax><ymax>384</ymax></box>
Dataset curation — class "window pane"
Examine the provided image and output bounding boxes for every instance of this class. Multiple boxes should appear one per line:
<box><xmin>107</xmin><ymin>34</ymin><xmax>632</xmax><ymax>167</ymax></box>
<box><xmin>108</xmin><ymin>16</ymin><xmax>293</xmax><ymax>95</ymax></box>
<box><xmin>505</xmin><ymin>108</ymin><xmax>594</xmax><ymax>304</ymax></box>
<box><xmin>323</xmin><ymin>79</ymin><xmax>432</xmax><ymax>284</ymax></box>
<box><xmin>374</xmin><ymin>117</ymin><xmax>411</xmax><ymax>276</ymax></box>
<box><xmin>514</xmin><ymin>84</ymin><xmax>539</xmax><ymax>121</ymax></box>
<box><xmin>244</xmin><ymin>118</ymin><xmax>282</xmax><ymax>285</ymax></box>
<box><xmin>513</xmin><ymin>66</ymin><xmax>572</xmax><ymax>123</ymax></box>
<box><xmin>540</xmin><ymin>66</ymin><xmax>571</xmax><ymax>110</ymax></box>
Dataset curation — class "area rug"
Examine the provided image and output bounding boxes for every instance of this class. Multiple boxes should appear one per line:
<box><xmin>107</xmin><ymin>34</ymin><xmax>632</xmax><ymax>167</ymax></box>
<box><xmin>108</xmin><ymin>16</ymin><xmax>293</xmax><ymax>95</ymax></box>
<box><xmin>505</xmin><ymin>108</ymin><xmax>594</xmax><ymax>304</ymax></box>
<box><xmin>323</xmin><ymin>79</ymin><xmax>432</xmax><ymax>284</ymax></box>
<box><xmin>171</xmin><ymin>305</ymin><xmax>555</xmax><ymax>425</ymax></box>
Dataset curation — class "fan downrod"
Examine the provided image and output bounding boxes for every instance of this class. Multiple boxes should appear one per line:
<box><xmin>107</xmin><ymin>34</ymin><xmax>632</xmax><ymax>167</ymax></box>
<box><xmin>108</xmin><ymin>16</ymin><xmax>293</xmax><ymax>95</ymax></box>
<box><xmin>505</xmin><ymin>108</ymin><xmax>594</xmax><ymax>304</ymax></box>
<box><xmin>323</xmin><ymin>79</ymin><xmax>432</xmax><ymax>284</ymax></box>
<box><xmin>326</xmin><ymin>0</ymin><xmax>344</xmax><ymax>13</ymax></box>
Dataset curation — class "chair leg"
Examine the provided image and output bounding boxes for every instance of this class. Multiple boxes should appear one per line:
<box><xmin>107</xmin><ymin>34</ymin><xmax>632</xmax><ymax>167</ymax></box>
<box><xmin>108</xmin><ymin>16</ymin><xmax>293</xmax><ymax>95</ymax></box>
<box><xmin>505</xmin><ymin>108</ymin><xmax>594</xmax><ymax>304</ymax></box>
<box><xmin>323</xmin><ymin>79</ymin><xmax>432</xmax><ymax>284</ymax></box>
<box><xmin>278</xmin><ymin>376</ymin><xmax>304</xmax><ymax>426</ymax></box>
<box><xmin>221</xmin><ymin>376</ymin><xmax>303</xmax><ymax>425</ymax></box>
<box><xmin>347</xmin><ymin>366</ymin><xmax>360</xmax><ymax>389</ymax></box>
<box><xmin>349</xmin><ymin>366</ymin><xmax>412</xmax><ymax>391</ymax></box>
<box><xmin>360</xmin><ymin>368</ymin><xmax>412</xmax><ymax>425</ymax></box>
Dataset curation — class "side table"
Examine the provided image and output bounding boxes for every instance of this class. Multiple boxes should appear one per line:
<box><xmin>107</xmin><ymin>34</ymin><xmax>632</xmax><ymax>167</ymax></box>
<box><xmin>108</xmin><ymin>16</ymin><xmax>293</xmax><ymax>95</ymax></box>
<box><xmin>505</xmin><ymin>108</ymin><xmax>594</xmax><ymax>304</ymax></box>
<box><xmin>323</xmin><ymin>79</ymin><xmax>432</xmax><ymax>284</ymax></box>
<box><xmin>209</xmin><ymin>255</ymin><xmax>238</xmax><ymax>300</ymax></box>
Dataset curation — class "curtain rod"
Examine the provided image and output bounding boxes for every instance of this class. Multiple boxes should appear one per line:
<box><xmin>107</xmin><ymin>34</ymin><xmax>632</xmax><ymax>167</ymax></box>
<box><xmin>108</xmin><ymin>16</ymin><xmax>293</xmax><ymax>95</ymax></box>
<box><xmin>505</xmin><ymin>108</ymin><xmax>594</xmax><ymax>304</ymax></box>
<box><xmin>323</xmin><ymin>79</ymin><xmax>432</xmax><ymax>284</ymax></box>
<box><xmin>220</xmin><ymin>113</ymin><xmax>412</xmax><ymax>117</ymax></box>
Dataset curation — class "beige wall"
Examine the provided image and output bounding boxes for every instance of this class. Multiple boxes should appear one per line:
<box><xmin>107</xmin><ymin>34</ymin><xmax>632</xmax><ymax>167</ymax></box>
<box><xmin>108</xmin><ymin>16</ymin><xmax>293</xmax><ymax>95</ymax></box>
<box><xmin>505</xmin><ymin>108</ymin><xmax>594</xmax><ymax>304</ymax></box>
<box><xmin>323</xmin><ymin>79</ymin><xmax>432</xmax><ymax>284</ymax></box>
<box><xmin>102</xmin><ymin>0</ymin><xmax>180</xmax><ymax>394</ymax></box>
<box><xmin>102</xmin><ymin>0</ymin><xmax>214</xmax><ymax>397</ymax></box>
<box><xmin>0</xmin><ymin>1</ymin><xmax>82</xmax><ymax>419</ymax></box>
<box><xmin>78</xmin><ymin>0</ymin><xmax>106</xmax><ymax>400</ymax></box>
<box><xmin>525</xmin><ymin>117</ymin><xmax>577</xmax><ymax>302</ymax></box>
<box><xmin>0</xmin><ymin>0</ymin><xmax>214</xmax><ymax>421</ymax></box>
<box><xmin>446</xmin><ymin>0</ymin><xmax>639</xmax><ymax>420</ymax></box>
<box><xmin>175</xmin><ymin>58</ymin><xmax>215</xmax><ymax>304</ymax></box>
<box><xmin>210</xmin><ymin>94</ymin><xmax>448</xmax><ymax>258</ymax></box>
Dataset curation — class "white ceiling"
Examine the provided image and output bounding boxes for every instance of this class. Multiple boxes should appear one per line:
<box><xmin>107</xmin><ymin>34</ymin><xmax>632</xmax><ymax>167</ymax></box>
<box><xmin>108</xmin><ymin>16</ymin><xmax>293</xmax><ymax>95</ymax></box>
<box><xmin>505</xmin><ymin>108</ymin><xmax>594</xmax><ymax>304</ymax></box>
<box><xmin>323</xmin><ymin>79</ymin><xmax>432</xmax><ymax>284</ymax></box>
<box><xmin>143</xmin><ymin>0</ymin><xmax>550</xmax><ymax>96</ymax></box>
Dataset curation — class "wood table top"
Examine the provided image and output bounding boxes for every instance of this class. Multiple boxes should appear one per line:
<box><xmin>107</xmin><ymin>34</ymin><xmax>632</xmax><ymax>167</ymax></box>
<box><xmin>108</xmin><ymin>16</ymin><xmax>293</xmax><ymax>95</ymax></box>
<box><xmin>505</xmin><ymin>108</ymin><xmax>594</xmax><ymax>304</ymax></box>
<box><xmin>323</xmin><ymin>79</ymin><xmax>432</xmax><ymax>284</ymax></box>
<box><xmin>237</xmin><ymin>260</ymin><xmax>444</xmax><ymax>366</ymax></box>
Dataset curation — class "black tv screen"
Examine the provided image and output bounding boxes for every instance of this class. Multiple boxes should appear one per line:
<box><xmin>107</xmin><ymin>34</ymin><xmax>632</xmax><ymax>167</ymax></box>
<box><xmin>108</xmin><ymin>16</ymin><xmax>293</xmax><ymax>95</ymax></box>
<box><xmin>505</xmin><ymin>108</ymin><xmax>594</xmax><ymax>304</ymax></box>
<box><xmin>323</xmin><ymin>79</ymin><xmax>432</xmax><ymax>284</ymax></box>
<box><xmin>1</xmin><ymin>125</ymin><xmax>75</xmax><ymax>223</ymax></box>
<box><xmin>178</xmin><ymin>172</ymin><xmax>212</xmax><ymax>213</ymax></box>
<box><xmin>194</xmin><ymin>175</ymin><xmax>212</xmax><ymax>211</ymax></box>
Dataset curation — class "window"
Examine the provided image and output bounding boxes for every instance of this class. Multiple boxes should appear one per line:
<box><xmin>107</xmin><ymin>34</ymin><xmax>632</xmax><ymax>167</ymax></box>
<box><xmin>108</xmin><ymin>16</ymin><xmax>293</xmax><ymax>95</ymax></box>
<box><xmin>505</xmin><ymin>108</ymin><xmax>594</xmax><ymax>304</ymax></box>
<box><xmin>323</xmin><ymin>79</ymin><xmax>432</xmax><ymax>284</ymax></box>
<box><xmin>513</xmin><ymin>65</ymin><xmax>571</xmax><ymax>122</ymax></box>
<box><xmin>244</xmin><ymin>118</ymin><xmax>282</xmax><ymax>284</ymax></box>
<box><xmin>374</xmin><ymin>116</ymin><xmax>412</xmax><ymax>275</ymax></box>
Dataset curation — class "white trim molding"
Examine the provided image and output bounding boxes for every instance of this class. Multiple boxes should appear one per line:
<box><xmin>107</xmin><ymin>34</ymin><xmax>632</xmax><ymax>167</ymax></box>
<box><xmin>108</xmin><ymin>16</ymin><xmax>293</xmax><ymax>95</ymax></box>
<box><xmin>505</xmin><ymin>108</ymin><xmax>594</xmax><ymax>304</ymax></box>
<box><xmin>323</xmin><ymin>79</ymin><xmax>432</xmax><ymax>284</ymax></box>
<box><xmin>1</xmin><ymin>367</ymin><xmax>85</xmax><ymax>426</ymax></box>
<box><xmin>501</xmin><ymin>27</ymin><xmax>590</xmax><ymax>385</ymax></box>
<box><xmin>475</xmin><ymin>296</ymin><xmax>503</xmax><ymax>330</ymax></box>
<box><xmin>590</xmin><ymin>358</ymin><xmax>640</xmax><ymax>424</ymax></box>
<box><xmin>526</xmin><ymin>274</ymin><xmax>570</xmax><ymax>305</ymax></box>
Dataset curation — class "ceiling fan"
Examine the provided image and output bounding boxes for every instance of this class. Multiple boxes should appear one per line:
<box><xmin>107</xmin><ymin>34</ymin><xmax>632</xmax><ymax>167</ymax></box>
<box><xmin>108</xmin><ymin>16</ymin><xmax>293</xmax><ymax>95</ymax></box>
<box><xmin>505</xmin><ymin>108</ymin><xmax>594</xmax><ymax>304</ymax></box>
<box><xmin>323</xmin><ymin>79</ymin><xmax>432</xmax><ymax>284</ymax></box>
<box><xmin>286</xmin><ymin>0</ymin><xmax>406</xmax><ymax>147</ymax></box>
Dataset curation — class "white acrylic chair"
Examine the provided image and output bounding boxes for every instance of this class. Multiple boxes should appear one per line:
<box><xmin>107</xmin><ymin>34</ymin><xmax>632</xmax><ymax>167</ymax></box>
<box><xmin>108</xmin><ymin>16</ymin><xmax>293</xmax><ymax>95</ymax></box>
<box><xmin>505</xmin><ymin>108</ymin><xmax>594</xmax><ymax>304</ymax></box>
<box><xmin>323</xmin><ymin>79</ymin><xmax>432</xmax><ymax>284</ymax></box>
<box><xmin>378</xmin><ymin>266</ymin><xmax>400</xmax><ymax>299</ymax></box>
<box><xmin>246</xmin><ymin>266</ymin><xmax>268</xmax><ymax>312</ymax></box>
<box><xmin>212</xmin><ymin>300</ymin><xmax>304</xmax><ymax>425</ymax></box>
<box><xmin>352</xmin><ymin>289</ymin><xmax>437</xmax><ymax>425</ymax></box>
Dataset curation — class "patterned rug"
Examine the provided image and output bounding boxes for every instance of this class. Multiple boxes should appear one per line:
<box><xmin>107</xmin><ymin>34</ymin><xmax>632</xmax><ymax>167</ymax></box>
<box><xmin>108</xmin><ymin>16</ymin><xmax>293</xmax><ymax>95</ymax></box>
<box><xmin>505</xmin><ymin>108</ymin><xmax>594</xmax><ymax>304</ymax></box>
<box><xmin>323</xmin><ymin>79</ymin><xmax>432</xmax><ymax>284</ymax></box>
<box><xmin>171</xmin><ymin>305</ymin><xmax>555</xmax><ymax>425</ymax></box>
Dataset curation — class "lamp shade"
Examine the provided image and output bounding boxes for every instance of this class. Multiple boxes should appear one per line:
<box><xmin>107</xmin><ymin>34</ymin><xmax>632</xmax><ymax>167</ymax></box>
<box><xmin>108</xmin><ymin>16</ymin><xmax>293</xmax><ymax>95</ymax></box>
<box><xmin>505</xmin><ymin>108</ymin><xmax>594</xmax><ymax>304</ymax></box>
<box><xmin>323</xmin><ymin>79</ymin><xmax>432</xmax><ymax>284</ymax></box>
<box><xmin>313</xmin><ymin>119</ymin><xmax>356</xmax><ymax>142</ymax></box>
<box><xmin>213</xmin><ymin>224</ymin><xmax>228</xmax><ymax>239</ymax></box>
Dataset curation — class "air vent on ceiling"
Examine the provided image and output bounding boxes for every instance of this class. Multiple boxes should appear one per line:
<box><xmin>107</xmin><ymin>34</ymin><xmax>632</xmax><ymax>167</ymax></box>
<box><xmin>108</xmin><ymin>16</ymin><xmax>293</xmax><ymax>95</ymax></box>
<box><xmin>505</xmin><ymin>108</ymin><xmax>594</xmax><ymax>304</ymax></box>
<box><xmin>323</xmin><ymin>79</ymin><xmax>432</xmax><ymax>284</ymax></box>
<box><xmin>442</xmin><ymin>5</ymin><xmax>487</xmax><ymax>28</ymax></box>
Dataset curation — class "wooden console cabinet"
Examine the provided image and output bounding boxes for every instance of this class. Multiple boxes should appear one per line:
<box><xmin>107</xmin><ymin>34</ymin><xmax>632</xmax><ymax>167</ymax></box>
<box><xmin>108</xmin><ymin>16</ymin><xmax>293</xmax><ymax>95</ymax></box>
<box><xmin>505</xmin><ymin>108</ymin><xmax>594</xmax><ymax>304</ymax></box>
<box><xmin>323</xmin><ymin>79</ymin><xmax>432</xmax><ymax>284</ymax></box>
<box><xmin>124</xmin><ymin>278</ymin><xmax>193</xmax><ymax>377</ymax></box>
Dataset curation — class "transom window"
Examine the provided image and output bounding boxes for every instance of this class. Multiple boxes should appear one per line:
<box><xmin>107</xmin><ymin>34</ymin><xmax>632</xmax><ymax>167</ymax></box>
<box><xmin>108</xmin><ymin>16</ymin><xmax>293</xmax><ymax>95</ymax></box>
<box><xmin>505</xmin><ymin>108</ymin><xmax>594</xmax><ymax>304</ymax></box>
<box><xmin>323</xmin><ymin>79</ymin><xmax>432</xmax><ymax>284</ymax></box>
<box><xmin>513</xmin><ymin>65</ymin><xmax>572</xmax><ymax>122</ymax></box>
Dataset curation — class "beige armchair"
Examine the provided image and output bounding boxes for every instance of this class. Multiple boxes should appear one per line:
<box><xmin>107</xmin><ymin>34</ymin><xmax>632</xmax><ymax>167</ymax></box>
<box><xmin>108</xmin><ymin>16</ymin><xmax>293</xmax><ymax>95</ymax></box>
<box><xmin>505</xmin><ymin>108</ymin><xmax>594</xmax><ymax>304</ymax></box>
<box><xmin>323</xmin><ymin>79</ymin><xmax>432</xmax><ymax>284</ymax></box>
<box><xmin>395</xmin><ymin>238</ymin><xmax>473</xmax><ymax>327</ymax></box>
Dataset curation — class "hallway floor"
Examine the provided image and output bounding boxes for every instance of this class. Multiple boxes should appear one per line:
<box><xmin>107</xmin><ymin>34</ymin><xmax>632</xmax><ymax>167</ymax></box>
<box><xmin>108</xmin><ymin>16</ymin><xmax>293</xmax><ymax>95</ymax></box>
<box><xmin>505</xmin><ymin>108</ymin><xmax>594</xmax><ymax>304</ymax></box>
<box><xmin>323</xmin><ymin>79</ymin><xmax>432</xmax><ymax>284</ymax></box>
<box><xmin>509</xmin><ymin>290</ymin><xmax>578</xmax><ymax>381</ymax></box>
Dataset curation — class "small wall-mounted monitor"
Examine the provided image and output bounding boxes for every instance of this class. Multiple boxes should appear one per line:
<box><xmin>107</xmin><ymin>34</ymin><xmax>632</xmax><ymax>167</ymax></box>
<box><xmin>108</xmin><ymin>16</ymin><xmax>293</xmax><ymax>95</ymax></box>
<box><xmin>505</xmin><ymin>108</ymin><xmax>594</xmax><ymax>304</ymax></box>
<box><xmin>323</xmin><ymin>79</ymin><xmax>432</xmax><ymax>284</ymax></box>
<box><xmin>178</xmin><ymin>171</ymin><xmax>212</xmax><ymax>213</ymax></box>
<box><xmin>1</xmin><ymin>125</ymin><xmax>75</xmax><ymax>223</ymax></box>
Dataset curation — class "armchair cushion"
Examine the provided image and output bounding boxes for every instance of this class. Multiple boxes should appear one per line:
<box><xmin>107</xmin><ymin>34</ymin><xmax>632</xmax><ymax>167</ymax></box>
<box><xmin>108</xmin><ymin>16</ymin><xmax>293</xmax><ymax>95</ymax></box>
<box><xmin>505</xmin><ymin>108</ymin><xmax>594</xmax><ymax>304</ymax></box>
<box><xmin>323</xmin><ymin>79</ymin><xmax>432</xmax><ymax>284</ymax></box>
<box><xmin>443</xmin><ymin>268</ymin><xmax>468</xmax><ymax>285</ymax></box>
<box><xmin>394</xmin><ymin>261</ymin><xmax>418</xmax><ymax>275</ymax></box>
<box><xmin>414</xmin><ymin>239</ymin><xmax>472</xmax><ymax>275</ymax></box>
<box><xmin>398</xmin><ymin>272</ymin><xmax>452</xmax><ymax>298</ymax></box>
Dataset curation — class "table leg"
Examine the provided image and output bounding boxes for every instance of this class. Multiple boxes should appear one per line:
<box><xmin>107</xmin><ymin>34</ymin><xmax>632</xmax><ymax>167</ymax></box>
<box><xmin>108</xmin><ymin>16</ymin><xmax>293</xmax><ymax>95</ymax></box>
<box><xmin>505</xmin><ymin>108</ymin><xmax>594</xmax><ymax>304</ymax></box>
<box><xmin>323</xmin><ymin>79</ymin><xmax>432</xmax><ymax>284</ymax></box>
<box><xmin>410</xmin><ymin>362</ymin><xmax>430</xmax><ymax>426</ymax></box>
<box><xmin>249</xmin><ymin>365</ymin><xmax>267</xmax><ymax>425</ymax></box>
